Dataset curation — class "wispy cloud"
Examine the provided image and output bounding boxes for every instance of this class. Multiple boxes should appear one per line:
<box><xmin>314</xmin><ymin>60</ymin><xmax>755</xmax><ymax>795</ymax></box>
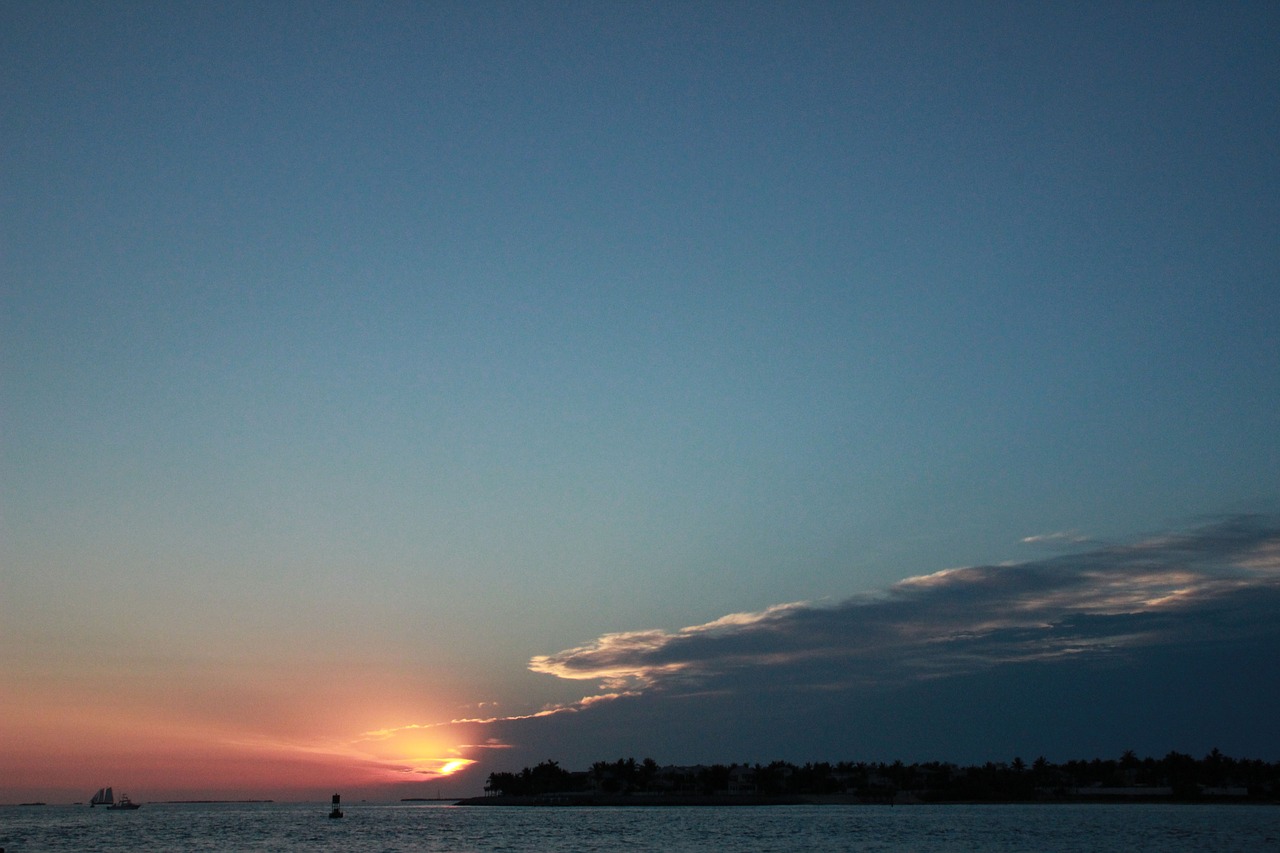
<box><xmin>350</xmin><ymin>516</ymin><xmax>1280</xmax><ymax>781</ymax></box>
<box><xmin>1020</xmin><ymin>530</ymin><xmax>1092</xmax><ymax>546</ymax></box>
<box><xmin>529</xmin><ymin>516</ymin><xmax>1280</xmax><ymax>695</ymax></box>
<box><xmin>326</xmin><ymin>517</ymin><xmax>1280</xmax><ymax>782</ymax></box>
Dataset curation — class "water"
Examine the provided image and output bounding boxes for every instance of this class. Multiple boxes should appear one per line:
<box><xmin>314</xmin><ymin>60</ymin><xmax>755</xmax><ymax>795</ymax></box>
<box><xmin>2</xmin><ymin>802</ymin><xmax>1277</xmax><ymax>852</ymax></box>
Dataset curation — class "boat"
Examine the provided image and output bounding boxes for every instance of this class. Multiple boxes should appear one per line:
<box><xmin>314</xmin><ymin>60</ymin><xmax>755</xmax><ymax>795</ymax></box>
<box><xmin>108</xmin><ymin>794</ymin><xmax>141</xmax><ymax>810</ymax></box>
<box><xmin>90</xmin><ymin>787</ymin><xmax>113</xmax><ymax>807</ymax></box>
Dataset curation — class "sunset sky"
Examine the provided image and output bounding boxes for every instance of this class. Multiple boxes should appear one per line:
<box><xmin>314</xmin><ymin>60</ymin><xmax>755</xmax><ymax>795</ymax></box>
<box><xmin>3</xmin><ymin>2</ymin><xmax>1278</xmax><ymax>803</ymax></box>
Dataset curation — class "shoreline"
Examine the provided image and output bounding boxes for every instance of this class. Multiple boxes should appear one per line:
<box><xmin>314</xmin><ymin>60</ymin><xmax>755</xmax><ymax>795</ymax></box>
<box><xmin>454</xmin><ymin>793</ymin><xmax>1278</xmax><ymax>807</ymax></box>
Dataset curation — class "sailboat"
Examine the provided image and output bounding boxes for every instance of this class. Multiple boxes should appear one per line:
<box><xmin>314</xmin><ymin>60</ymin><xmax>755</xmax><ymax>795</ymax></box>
<box><xmin>90</xmin><ymin>787</ymin><xmax>113</xmax><ymax>807</ymax></box>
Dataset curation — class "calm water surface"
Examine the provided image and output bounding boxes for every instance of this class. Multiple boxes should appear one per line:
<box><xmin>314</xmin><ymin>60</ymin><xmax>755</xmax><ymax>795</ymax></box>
<box><xmin>2</xmin><ymin>802</ymin><xmax>1277</xmax><ymax>852</ymax></box>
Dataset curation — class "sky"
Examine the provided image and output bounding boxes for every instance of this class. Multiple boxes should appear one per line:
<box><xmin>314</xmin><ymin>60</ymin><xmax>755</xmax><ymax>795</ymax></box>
<box><xmin>2</xmin><ymin>1</ymin><xmax>1278</xmax><ymax>802</ymax></box>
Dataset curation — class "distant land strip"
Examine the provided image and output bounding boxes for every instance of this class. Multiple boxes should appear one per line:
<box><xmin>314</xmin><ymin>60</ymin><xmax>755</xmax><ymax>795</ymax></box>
<box><xmin>464</xmin><ymin>751</ymin><xmax>1280</xmax><ymax>805</ymax></box>
<box><xmin>155</xmin><ymin>794</ymin><xmax>275</xmax><ymax>799</ymax></box>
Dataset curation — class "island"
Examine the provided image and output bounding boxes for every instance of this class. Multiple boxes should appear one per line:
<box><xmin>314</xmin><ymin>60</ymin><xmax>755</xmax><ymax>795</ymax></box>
<box><xmin>458</xmin><ymin>751</ymin><xmax>1279</xmax><ymax>805</ymax></box>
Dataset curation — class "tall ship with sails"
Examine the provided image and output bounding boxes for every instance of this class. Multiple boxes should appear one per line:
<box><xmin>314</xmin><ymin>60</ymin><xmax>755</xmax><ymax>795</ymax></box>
<box><xmin>89</xmin><ymin>787</ymin><xmax>141</xmax><ymax>809</ymax></box>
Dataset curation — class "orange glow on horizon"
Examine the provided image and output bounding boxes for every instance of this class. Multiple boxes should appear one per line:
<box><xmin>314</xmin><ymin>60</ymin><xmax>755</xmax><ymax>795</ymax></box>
<box><xmin>339</xmin><ymin>723</ymin><xmax>479</xmax><ymax>781</ymax></box>
<box><xmin>1</xmin><ymin>692</ymin><xmax>488</xmax><ymax>802</ymax></box>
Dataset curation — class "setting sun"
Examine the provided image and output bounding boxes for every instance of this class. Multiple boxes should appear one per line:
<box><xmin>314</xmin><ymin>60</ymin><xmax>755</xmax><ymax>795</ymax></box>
<box><xmin>345</xmin><ymin>723</ymin><xmax>478</xmax><ymax>781</ymax></box>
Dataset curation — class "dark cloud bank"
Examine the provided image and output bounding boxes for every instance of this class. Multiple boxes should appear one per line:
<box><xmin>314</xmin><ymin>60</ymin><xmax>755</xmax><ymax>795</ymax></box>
<box><xmin>454</xmin><ymin>517</ymin><xmax>1280</xmax><ymax>786</ymax></box>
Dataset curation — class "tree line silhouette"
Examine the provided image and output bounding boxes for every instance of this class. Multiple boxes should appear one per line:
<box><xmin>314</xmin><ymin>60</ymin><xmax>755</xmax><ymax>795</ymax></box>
<box><xmin>483</xmin><ymin>750</ymin><xmax>1280</xmax><ymax>802</ymax></box>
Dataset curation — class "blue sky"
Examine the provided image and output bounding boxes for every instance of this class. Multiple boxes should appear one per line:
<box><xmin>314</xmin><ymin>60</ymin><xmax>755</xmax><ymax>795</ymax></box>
<box><xmin>2</xmin><ymin>1</ymin><xmax>1278</xmax><ymax>799</ymax></box>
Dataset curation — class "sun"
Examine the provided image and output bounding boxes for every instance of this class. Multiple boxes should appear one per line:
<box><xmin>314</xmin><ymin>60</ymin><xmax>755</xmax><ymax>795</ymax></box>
<box><xmin>396</xmin><ymin>754</ymin><xmax>476</xmax><ymax>778</ymax></box>
<box><xmin>354</xmin><ymin>724</ymin><xmax>477</xmax><ymax>780</ymax></box>
<box><xmin>439</xmin><ymin>759</ymin><xmax>473</xmax><ymax>775</ymax></box>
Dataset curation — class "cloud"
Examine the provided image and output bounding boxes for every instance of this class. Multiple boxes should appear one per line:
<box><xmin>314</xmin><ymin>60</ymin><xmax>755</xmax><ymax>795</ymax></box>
<box><xmin>409</xmin><ymin>516</ymin><xmax>1280</xmax><ymax>788</ymax></box>
<box><xmin>529</xmin><ymin>516</ymin><xmax>1280</xmax><ymax>696</ymax></box>
<box><xmin>1020</xmin><ymin>530</ymin><xmax>1092</xmax><ymax>546</ymax></box>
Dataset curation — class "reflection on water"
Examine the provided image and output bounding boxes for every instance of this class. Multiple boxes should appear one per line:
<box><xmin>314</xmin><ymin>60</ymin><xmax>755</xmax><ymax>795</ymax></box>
<box><xmin>1</xmin><ymin>802</ymin><xmax>1277</xmax><ymax>852</ymax></box>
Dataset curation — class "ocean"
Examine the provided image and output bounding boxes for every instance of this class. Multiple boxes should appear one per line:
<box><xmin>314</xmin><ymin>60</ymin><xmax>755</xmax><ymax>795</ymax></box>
<box><xmin>2</xmin><ymin>801</ymin><xmax>1277</xmax><ymax>852</ymax></box>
